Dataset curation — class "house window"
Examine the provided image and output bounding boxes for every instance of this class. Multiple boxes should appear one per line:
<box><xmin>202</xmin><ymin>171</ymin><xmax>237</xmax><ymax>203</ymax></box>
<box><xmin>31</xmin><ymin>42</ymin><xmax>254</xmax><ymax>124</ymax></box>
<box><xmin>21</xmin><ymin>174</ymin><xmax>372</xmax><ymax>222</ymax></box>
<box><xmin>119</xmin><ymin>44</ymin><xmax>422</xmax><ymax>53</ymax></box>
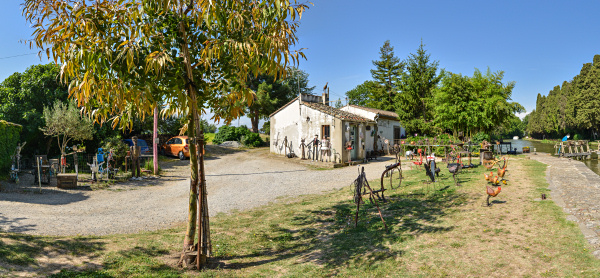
<box><xmin>322</xmin><ymin>125</ymin><xmax>330</xmax><ymax>139</ymax></box>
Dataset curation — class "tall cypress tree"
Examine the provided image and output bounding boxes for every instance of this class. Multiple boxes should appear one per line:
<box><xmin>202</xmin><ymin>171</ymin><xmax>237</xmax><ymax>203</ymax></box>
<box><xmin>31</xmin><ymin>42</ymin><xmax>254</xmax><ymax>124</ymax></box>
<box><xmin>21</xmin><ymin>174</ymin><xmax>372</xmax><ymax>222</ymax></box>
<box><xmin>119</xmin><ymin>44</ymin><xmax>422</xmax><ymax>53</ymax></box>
<box><xmin>370</xmin><ymin>40</ymin><xmax>404</xmax><ymax>111</ymax></box>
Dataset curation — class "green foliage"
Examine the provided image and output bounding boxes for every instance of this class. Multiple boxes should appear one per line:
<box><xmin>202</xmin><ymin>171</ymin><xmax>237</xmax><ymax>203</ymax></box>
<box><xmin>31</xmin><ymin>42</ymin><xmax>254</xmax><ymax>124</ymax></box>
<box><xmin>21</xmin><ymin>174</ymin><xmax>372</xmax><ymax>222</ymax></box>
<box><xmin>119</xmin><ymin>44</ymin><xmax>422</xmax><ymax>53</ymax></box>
<box><xmin>245</xmin><ymin>74</ymin><xmax>293</xmax><ymax>132</ymax></box>
<box><xmin>241</xmin><ymin>132</ymin><xmax>265</xmax><ymax>147</ymax></box>
<box><xmin>261</xmin><ymin>121</ymin><xmax>270</xmax><ymax>134</ymax></box>
<box><xmin>0</xmin><ymin>63</ymin><xmax>68</xmax><ymax>156</ymax></box>
<box><xmin>396</xmin><ymin>41</ymin><xmax>443</xmax><ymax>135</ymax></box>
<box><xmin>573</xmin><ymin>134</ymin><xmax>583</xmax><ymax>140</ymax></box>
<box><xmin>434</xmin><ymin>69</ymin><xmax>523</xmax><ymax>138</ymax></box>
<box><xmin>472</xmin><ymin>132</ymin><xmax>490</xmax><ymax>144</ymax></box>
<box><xmin>101</xmin><ymin>136</ymin><xmax>129</xmax><ymax>169</ymax></box>
<box><xmin>41</xmin><ymin>100</ymin><xmax>95</xmax><ymax>156</ymax></box>
<box><xmin>212</xmin><ymin>125</ymin><xmax>250</xmax><ymax>145</ymax></box>
<box><xmin>369</xmin><ymin>40</ymin><xmax>404</xmax><ymax>111</ymax></box>
<box><xmin>285</xmin><ymin>67</ymin><xmax>316</xmax><ymax>96</ymax></box>
<box><xmin>345</xmin><ymin>80</ymin><xmax>384</xmax><ymax>107</ymax></box>
<box><xmin>527</xmin><ymin>54</ymin><xmax>600</xmax><ymax>139</ymax></box>
<box><xmin>144</xmin><ymin>158</ymin><xmax>161</xmax><ymax>173</ymax></box>
<box><xmin>0</xmin><ymin>120</ymin><xmax>22</xmax><ymax>173</ymax></box>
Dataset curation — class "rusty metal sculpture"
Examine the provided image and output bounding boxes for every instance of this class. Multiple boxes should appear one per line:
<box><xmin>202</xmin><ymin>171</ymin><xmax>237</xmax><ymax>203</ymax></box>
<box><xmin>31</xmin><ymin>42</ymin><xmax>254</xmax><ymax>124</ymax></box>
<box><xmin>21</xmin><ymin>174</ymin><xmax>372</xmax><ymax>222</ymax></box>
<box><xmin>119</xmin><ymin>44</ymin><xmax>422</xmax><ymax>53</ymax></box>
<box><xmin>380</xmin><ymin>152</ymin><xmax>402</xmax><ymax>196</ymax></box>
<box><xmin>353</xmin><ymin>166</ymin><xmax>387</xmax><ymax>230</ymax></box>
<box><xmin>299</xmin><ymin>138</ymin><xmax>307</xmax><ymax>160</ymax></box>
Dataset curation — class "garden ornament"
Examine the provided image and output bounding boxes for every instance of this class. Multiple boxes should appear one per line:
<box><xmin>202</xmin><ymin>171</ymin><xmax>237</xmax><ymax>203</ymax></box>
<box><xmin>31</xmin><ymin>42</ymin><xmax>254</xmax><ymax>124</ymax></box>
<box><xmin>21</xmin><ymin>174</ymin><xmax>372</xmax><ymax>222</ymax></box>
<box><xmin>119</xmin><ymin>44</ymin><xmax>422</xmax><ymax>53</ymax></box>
<box><xmin>130</xmin><ymin>136</ymin><xmax>142</xmax><ymax>180</ymax></box>
<box><xmin>299</xmin><ymin>138</ymin><xmax>307</xmax><ymax>160</ymax></box>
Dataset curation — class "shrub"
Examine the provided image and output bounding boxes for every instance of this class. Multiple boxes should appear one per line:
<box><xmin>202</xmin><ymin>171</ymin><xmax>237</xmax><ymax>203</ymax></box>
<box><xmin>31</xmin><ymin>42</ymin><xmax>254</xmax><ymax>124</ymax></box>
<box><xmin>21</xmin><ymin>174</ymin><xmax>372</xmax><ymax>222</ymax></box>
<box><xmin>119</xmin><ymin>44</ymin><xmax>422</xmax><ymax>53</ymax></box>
<box><xmin>101</xmin><ymin>136</ymin><xmax>129</xmax><ymax>169</ymax></box>
<box><xmin>213</xmin><ymin>125</ymin><xmax>251</xmax><ymax>145</ymax></box>
<box><xmin>0</xmin><ymin>120</ymin><xmax>23</xmax><ymax>173</ymax></box>
<box><xmin>472</xmin><ymin>132</ymin><xmax>490</xmax><ymax>144</ymax></box>
<box><xmin>241</xmin><ymin>133</ymin><xmax>264</xmax><ymax>147</ymax></box>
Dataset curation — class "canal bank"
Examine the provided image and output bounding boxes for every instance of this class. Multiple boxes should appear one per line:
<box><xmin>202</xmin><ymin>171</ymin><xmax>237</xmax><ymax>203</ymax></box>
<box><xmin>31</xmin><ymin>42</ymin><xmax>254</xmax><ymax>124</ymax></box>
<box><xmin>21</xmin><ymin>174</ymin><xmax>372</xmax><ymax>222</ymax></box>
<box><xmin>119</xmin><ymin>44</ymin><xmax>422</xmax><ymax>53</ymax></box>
<box><xmin>529</xmin><ymin>153</ymin><xmax>600</xmax><ymax>258</ymax></box>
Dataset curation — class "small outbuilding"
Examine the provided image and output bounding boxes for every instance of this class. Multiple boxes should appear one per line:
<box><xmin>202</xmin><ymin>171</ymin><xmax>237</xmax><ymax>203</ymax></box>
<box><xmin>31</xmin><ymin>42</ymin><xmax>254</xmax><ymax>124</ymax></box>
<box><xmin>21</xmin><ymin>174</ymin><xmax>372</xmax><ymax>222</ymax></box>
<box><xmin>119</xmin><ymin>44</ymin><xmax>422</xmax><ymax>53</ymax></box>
<box><xmin>339</xmin><ymin>105</ymin><xmax>405</xmax><ymax>151</ymax></box>
<box><xmin>269</xmin><ymin>92</ymin><xmax>404</xmax><ymax>163</ymax></box>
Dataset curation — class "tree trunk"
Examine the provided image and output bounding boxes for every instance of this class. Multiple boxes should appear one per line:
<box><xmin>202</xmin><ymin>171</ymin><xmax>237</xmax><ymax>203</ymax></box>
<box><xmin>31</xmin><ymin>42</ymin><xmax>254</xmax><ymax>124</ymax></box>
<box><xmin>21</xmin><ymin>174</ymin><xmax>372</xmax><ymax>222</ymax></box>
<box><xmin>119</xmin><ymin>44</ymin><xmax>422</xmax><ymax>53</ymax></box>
<box><xmin>251</xmin><ymin>112</ymin><xmax>260</xmax><ymax>133</ymax></box>
<box><xmin>178</xmin><ymin>12</ymin><xmax>206</xmax><ymax>269</ymax></box>
<box><xmin>153</xmin><ymin>105</ymin><xmax>158</xmax><ymax>175</ymax></box>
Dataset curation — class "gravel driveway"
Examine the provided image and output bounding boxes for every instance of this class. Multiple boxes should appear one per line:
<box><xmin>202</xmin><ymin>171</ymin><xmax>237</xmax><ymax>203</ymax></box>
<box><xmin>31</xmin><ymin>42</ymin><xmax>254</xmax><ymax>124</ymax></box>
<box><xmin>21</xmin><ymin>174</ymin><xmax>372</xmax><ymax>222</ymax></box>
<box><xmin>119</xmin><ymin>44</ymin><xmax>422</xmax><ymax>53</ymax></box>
<box><xmin>0</xmin><ymin>148</ymin><xmax>396</xmax><ymax>236</ymax></box>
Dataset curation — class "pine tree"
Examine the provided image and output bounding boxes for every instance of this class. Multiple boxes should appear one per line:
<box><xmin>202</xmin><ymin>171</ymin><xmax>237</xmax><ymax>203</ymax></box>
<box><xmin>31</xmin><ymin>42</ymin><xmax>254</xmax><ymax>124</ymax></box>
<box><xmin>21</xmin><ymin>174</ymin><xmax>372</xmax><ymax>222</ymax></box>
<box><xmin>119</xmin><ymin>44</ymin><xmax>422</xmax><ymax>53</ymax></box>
<box><xmin>396</xmin><ymin>41</ymin><xmax>442</xmax><ymax>135</ymax></box>
<box><xmin>370</xmin><ymin>40</ymin><xmax>404</xmax><ymax>111</ymax></box>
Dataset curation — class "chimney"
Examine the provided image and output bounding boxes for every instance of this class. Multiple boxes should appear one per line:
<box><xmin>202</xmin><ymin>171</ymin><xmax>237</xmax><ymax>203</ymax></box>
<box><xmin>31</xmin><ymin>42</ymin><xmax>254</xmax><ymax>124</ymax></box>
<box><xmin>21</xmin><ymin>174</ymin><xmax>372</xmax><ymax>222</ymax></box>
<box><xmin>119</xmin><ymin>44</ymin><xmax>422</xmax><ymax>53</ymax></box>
<box><xmin>322</xmin><ymin>87</ymin><xmax>329</xmax><ymax>106</ymax></box>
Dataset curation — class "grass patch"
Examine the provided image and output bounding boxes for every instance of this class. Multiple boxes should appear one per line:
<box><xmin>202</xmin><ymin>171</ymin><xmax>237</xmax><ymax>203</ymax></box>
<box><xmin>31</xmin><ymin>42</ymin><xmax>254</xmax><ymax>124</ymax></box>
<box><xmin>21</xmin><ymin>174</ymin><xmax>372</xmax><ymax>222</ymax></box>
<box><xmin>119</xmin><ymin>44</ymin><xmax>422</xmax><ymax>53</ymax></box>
<box><xmin>2</xmin><ymin>158</ymin><xmax>600</xmax><ymax>277</ymax></box>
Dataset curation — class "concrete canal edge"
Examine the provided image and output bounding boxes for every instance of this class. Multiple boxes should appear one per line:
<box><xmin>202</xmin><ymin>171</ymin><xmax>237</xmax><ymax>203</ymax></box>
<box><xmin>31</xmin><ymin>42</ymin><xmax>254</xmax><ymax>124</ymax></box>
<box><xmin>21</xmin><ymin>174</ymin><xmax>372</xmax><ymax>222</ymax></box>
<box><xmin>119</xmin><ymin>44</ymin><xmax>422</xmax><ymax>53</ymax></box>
<box><xmin>529</xmin><ymin>153</ymin><xmax>600</xmax><ymax>258</ymax></box>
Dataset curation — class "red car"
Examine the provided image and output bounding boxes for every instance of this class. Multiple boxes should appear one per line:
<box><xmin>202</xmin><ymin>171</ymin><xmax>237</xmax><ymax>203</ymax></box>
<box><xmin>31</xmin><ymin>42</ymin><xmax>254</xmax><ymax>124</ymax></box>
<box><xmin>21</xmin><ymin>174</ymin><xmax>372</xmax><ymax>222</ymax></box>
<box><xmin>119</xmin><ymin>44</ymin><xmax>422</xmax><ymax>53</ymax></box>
<box><xmin>161</xmin><ymin>136</ymin><xmax>190</xmax><ymax>160</ymax></box>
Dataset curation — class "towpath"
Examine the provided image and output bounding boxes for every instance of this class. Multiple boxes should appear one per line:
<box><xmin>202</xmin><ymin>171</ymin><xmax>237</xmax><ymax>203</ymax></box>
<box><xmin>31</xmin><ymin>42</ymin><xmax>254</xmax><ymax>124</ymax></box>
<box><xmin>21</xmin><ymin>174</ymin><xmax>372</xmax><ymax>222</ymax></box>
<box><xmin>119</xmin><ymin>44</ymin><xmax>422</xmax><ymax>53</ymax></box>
<box><xmin>530</xmin><ymin>153</ymin><xmax>600</xmax><ymax>258</ymax></box>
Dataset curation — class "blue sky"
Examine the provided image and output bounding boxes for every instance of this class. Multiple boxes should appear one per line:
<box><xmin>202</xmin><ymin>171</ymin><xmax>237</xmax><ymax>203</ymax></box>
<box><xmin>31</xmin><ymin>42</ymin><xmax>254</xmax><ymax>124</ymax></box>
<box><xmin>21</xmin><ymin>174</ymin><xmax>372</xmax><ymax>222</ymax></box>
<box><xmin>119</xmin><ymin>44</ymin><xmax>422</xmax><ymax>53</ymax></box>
<box><xmin>2</xmin><ymin>1</ymin><xmax>600</xmax><ymax>128</ymax></box>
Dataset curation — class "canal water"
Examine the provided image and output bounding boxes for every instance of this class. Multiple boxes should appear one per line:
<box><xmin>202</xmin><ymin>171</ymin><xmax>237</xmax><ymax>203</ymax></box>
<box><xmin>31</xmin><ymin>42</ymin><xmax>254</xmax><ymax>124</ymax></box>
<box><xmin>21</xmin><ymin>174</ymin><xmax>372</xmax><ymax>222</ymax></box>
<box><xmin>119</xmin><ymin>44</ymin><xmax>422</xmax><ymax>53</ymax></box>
<box><xmin>504</xmin><ymin>139</ymin><xmax>600</xmax><ymax>176</ymax></box>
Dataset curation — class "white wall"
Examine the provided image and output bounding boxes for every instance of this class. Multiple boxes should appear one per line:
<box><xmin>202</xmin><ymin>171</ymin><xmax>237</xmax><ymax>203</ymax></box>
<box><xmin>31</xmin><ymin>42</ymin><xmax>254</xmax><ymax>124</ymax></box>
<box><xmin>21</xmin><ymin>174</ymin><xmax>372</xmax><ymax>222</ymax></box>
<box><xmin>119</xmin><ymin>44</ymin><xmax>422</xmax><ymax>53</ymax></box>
<box><xmin>270</xmin><ymin>101</ymin><xmax>341</xmax><ymax>161</ymax></box>
<box><xmin>270</xmin><ymin>99</ymin><xmax>301</xmax><ymax>155</ymax></box>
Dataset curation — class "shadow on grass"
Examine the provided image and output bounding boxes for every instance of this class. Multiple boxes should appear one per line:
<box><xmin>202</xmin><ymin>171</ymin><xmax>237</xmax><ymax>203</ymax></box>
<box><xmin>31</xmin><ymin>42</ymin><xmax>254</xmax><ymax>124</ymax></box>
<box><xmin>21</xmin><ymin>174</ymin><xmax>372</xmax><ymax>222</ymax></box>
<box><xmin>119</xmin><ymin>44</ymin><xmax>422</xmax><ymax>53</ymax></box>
<box><xmin>0</xmin><ymin>233</ymin><xmax>105</xmax><ymax>268</ymax></box>
<box><xmin>49</xmin><ymin>246</ymin><xmax>178</xmax><ymax>278</ymax></box>
<box><xmin>210</xmin><ymin>185</ymin><xmax>467</xmax><ymax>271</ymax></box>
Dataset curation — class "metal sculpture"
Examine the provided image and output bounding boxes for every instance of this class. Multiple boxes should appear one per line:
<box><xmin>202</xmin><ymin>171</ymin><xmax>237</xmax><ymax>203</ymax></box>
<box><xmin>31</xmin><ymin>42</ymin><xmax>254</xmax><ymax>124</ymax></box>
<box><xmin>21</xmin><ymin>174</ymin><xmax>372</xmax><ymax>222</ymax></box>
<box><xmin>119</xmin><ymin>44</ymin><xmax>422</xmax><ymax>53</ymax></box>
<box><xmin>353</xmin><ymin>166</ymin><xmax>387</xmax><ymax>230</ymax></box>
<box><xmin>87</xmin><ymin>156</ymin><xmax>104</xmax><ymax>182</ymax></box>
<box><xmin>10</xmin><ymin>142</ymin><xmax>26</xmax><ymax>183</ymax></box>
<box><xmin>299</xmin><ymin>138</ymin><xmax>307</xmax><ymax>160</ymax></box>
<box><xmin>320</xmin><ymin>137</ymin><xmax>331</xmax><ymax>162</ymax></box>
<box><xmin>130</xmin><ymin>137</ymin><xmax>142</xmax><ymax>180</ymax></box>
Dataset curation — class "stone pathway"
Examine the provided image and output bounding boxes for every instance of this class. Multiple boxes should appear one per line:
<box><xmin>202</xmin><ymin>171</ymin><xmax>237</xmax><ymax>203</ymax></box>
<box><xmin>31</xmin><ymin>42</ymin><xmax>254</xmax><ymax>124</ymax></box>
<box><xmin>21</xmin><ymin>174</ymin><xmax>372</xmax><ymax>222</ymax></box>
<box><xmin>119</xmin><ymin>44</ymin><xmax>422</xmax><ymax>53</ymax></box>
<box><xmin>529</xmin><ymin>153</ymin><xmax>600</xmax><ymax>258</ymax></box>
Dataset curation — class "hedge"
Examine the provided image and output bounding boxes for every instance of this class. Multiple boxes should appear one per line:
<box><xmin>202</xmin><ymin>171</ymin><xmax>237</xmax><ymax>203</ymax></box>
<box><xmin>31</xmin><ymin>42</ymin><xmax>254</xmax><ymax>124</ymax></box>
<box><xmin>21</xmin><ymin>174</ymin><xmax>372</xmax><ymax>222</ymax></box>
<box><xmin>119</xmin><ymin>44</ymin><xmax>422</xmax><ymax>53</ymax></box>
<box><xmin>0</xmin><ymin>120</ymin><xmax>23</xmax><ymax>174</ymax></box>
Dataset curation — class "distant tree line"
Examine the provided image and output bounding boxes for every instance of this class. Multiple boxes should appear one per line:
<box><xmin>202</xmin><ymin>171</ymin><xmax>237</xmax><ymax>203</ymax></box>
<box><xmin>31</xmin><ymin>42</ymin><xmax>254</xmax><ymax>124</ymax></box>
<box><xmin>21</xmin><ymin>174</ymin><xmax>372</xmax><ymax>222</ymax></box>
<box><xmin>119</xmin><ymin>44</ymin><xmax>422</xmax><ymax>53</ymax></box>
<box><xmin>346</xmin><ymin>40</ymin><xmax>524</xmax><ymax>138</ymax></box>
<box><xmin>527</xmin><ymin>55</ymin><xmax>600</xmax><ymax>140</ymax></box>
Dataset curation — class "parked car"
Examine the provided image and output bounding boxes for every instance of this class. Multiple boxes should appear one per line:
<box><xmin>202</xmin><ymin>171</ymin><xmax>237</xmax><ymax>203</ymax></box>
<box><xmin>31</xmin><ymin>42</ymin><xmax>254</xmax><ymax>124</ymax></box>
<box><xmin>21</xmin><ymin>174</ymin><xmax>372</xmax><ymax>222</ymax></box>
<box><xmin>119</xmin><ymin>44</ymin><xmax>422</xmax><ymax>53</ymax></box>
<box><xmin>122</xmin><ymin>138</ymin><xmax>152</xmax><ymax>156</ymax></box>
<box><xmin>161</xmin><ymin>136</ymin><xmax>190</xmax><ymax>160</ymax></box>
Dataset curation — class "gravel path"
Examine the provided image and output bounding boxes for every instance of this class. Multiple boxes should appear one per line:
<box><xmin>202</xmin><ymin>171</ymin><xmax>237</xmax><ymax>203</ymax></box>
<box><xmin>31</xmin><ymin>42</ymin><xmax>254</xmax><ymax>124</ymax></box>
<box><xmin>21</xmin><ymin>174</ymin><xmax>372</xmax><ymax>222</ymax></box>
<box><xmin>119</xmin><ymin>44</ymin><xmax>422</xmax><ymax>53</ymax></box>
<box><xmin>0</xmin><ymin>148</ymin><xmax>396</xmax><ymax>236</ymax></box>
<box><xmin>529</xmin><ymin>153</ymin><xmax>600</xmax><ymax>258</ymax></box>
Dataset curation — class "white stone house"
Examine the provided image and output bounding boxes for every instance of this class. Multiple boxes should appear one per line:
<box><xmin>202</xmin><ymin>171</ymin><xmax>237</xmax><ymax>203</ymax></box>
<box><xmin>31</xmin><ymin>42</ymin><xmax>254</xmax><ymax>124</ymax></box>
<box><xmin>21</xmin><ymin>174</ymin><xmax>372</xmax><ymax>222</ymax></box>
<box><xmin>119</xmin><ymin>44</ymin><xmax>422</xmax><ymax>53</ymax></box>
<box><xmin>269</xmin><ymin>93</ymin><xmax>375</xmax><ymax>163</ymax></box>
<box><xmin>339</xmin><ymin>105</ymin><xmax>405</xmax><ymax>151</ymax></box>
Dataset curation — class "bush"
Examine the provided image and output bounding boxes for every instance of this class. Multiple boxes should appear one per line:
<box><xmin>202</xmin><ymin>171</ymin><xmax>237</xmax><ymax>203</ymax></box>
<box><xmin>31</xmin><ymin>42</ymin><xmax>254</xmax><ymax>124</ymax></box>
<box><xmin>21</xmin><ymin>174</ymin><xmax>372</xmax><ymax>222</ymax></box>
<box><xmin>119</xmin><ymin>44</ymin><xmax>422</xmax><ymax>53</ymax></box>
<box><xmin>241</xmin><ymin>133</ymin><xmax>265</xmax><ymax>147</ymax></box>
<box><xmin>101</xmin><ymin>136</ymin><xmax>129</xmax><ymax>169</ymax></box>
<box><xmin>0</xmin><ymin>120</ymin><xmax>22</xmax><ymax>173</ymax></box>
<box><xmin>573</xmin><ymin>133</ymin><xmax>583</xmax><ymax>140</ymax></box>
<box><xmin>213</xmin><ymin>125</ymin><xmax>251</xmax><ymax>145</ymax></box>
<box><xmin>472</xmin><ymin>132</ymin><xmax>490</xmax><ymax>144</ymax></box>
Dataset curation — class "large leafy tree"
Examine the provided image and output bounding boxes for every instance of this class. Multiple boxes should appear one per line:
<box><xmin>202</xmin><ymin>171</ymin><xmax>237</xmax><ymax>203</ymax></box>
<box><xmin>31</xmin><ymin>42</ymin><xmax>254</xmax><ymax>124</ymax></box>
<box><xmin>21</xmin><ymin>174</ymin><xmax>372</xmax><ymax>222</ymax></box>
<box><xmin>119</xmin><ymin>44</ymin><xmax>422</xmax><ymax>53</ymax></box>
<box><xmin>396</xmin><ymin>41</ymin><xmax>443</xmax><ymax>135</ymax></box>
<box><xmin>370</xmin><ymin>40</ymin><xmax>403</xmax><ymax>111</ymax></box>
<box><xmin>434</xmin><ymin>72</ymin><xmax>475</xmax><ymax>135</ymax></box>
<box><xmin>245</xmin><ymin>74</ymin><xmax>293</xmax><ymax>133</ymax></box>
<box><xmin>345</xmin><ymin>80</ymin><xmax>383</xmax><ymax>107</ymax></box>
<box><xmin>0</xmin><ymin>64</ymin><xmax>69</xmax><ymax>155</ymax></box>
<box><xmin>23</xmin><ymin>0</ymin><xmax>308</xmax><ymax>268</ymax></box>
<box><xmin>285</xmin><ymin>66</ymin><xmax>315</xmax><ymax>96</ymax></box>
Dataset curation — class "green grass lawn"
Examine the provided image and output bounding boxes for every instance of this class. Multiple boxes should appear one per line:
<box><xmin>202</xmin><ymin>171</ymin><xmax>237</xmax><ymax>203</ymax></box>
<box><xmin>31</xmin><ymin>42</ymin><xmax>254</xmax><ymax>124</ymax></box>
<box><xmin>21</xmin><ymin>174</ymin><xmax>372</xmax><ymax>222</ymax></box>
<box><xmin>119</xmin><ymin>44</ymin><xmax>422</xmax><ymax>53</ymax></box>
<box><xmin>2</xmin><ymin>158</ymin><xmax>600</xmax><ymax>277</ymax></box>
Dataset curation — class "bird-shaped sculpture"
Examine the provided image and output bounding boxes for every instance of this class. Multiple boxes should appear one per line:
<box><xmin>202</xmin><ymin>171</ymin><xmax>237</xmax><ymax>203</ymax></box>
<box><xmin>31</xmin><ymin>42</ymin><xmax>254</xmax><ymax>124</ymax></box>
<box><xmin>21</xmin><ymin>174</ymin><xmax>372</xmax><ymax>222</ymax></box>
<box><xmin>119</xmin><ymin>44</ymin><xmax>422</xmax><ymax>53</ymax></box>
<box><xmin>413</xmin><ymin>149</ymin><xmax>424</xmax><ymax>169</ymax></box>
<box><xmin>323</xmin><ymin>82</ymin><xmax>328</xmax><ymax>90</ymax></box>
<box><xmin>498</xmin><ymin>157</ymin><xmax>508</xmax><ymax>179</ymax></box>
<box><xmin>486</xmin><ymin>186</ymin><xmax>502</xmax><ymax>206</ymax></box>
<box><xmin>447</xmin><ymin>162</ymin><xmax>463</xmax><ymax>186</ymax></box>
<box><xmin>484</xmin><ymin>171</ymin><xmax>492</xmax><ymax>181</ymax></box>
<box><xmin>491</xmin><ymin>175</ymin><xmax>500</xmax><ymax>185</ymax></box>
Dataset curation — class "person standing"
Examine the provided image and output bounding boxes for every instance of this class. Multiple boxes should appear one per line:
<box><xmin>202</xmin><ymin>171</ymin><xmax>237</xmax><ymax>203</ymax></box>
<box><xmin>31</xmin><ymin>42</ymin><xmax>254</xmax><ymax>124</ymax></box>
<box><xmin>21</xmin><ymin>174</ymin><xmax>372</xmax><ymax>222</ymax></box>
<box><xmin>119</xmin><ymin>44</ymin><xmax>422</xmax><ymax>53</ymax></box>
<box><xmin>130</xmin><ymin>136</ymin><xmax>142</xmax><ymax>180</ymax></box>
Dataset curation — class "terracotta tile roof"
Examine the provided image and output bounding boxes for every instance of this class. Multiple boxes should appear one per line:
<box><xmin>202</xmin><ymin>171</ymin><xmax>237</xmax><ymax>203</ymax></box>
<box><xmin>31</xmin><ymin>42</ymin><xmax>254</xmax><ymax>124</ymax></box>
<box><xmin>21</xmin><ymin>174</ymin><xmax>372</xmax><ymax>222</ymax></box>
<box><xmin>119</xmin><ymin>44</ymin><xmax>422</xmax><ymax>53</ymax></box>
<box><xmin>347</xmin><ymin>104</ymin><xmax>398</xmax><ymax>119</ymax></box>
<box><xmin>269</xmin><ymin>96</ymin><xmax>299</xmax><ymax>118</ymax></box>
<box><xmin>304</xmin><ymin>102</ymin><xmax>373</xmax><ymax>123</ymax></box>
